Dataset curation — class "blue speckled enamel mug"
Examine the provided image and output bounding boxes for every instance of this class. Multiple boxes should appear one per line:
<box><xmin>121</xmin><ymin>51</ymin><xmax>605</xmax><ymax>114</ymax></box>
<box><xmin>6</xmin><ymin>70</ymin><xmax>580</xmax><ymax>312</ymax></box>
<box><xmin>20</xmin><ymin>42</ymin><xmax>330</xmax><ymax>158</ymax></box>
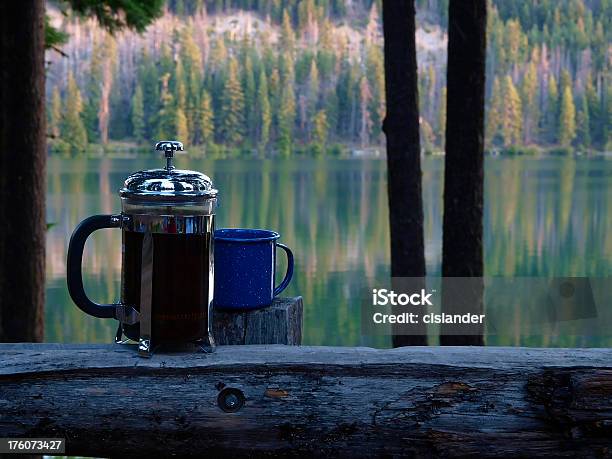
<box><xmin>213</xmin><ymin>229</ymin><xmax>294</xmax><ymax>310</ymax></box>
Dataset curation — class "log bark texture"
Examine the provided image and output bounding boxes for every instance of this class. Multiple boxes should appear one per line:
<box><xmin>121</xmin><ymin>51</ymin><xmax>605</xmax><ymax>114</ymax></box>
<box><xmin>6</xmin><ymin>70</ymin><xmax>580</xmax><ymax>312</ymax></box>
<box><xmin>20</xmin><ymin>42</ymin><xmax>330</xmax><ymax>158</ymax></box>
<box><xmin>382</xmin><ymin>0</ymin><xmax>427</xmax><ymax>347</ymax></box>
<box><xmin>213</xmin><ymin>297</ymin><xmax>303</xmax><ymax>345</ymax></box>
<box><xmin>441</xmin><ymin>0</ymin><xmax>487</xmax><ymax>346</ymax></box>
<box><xmin>0</xmin><ymin>1</ymin><xmax>46</xmax><ymax>341</ymax></box>
<box><xmin>1</xmin><ymin>344</ymin><xmax>611</xmax><ymax>457</ymax></box>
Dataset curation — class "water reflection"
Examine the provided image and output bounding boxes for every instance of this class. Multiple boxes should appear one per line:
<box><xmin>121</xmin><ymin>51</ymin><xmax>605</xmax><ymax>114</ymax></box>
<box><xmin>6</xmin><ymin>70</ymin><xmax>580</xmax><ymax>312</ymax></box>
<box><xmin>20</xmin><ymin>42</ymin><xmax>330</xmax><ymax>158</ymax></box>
<box><xmin>46</xmin><ymin>156</ymin><xmax>611</xmax><ymax>347</ymax></box>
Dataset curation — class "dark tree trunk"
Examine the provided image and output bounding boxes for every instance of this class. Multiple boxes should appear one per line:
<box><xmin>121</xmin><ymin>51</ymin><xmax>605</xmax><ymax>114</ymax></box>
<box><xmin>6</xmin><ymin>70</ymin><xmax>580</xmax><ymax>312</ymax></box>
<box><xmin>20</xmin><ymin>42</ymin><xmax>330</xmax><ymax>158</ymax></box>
<box><xmin>382</xmin><ymin>0</ymin><xmax>427</xmax><ymax>347</ymax></box>
<box><xmin>440</xmin><ymin>0</ymin><xmax>487</xmax><ymax>346</ymax></box>
<box><xmin>0</xmin><ymin>1</ymin><xmax>46</xmax><ymax>341</ymax></box>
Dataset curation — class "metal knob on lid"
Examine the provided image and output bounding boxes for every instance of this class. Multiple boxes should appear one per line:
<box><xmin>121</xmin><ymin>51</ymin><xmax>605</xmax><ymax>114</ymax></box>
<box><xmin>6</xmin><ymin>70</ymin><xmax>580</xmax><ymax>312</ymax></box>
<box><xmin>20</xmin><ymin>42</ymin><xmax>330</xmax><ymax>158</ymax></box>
<box><xmin>155</xmin><ymin>140</ymin><xmax>184</xmax><ymax>171</ymax></box>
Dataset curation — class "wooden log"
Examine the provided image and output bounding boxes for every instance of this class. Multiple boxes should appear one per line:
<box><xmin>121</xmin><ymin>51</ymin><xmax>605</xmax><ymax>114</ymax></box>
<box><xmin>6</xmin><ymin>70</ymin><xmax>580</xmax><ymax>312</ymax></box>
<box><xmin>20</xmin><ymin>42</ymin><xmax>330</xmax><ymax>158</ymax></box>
<box><xmin>213</xmin><ymin>296</ymin><xmax>302</xmax><ymax>345</ymax></box>
<box><xmin>1</xmin><ymin>345</ymin><xmax>611</xmax><ymax>457</ymax></box>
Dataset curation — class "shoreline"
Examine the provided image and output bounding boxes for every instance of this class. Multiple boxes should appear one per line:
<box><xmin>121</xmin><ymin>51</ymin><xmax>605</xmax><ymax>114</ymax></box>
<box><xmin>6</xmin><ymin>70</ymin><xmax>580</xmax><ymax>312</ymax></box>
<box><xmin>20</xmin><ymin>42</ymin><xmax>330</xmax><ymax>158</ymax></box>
<box><xmin>47</xmin><ymin>141</ymin><xmax>612</xmax><ymax>159</ymax></box>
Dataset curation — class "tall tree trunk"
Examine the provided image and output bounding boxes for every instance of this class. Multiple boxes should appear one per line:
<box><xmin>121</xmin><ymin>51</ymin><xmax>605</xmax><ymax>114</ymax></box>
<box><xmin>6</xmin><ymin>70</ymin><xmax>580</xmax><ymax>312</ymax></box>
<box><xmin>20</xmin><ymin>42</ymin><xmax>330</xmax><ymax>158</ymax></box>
<box><xmin>99</xmin><ymin>62</ymin><xmax>112</xmax><ymax>145</ymax></box>
<box><xmin>382</xmin><ymin>0</ymin><xmax>427</xmax><ymax>347</ymax></box>
<box><xmin>440</xmin><ymin>0</ymin><xmax>487</xmax><ymax>346</ymax></box>
<box><xmin>0</xmin><ymin>1</ymin><xmax>46</xmax><ymax>341</ymax></box>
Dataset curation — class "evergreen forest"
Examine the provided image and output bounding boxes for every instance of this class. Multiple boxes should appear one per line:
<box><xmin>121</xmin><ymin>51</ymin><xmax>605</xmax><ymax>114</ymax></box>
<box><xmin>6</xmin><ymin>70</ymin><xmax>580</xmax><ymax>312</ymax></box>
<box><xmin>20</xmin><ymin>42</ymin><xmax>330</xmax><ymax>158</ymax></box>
<box><xmin>46</xmin><ymin>0</ymin><xmax>611</xmax><ymax>155</ymax></box>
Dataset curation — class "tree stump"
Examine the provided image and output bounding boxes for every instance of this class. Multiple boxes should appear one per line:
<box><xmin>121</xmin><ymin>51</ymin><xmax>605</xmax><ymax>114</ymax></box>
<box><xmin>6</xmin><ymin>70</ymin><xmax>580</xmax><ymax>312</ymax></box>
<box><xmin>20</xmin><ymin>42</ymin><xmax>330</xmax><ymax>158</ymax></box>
<box><xmin>213</xmin><ymin>296</ymin><xmax>303</xmax><ymax>345</ymax></box>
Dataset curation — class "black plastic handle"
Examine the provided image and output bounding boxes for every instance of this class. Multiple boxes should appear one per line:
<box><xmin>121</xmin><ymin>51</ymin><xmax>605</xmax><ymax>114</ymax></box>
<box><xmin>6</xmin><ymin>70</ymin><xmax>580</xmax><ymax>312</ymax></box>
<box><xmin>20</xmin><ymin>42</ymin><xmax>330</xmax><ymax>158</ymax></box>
<box><xmin>67</xmin><ymin>214</ymin><xmax>121</xmax><ymax>319</ymax></box>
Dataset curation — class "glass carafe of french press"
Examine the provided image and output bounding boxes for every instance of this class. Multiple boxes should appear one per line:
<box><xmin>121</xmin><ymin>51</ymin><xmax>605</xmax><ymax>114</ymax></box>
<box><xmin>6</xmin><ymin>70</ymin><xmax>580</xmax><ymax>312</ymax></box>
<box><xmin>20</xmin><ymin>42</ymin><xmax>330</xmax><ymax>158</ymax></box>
<box><xmin>67</xmin><ymin>141</ymin><xmax>217</xmax><ymax>357</ymax></box>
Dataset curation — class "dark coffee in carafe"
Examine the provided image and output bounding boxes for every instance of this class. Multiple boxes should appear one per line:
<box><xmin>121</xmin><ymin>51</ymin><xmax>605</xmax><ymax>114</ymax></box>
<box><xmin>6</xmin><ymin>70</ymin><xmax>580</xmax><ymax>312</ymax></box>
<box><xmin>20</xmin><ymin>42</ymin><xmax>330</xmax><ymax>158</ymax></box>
<box><xmin>122</xmin><ymin>231</ymin><xmax>211</xmax><ymax>343</ymax></box>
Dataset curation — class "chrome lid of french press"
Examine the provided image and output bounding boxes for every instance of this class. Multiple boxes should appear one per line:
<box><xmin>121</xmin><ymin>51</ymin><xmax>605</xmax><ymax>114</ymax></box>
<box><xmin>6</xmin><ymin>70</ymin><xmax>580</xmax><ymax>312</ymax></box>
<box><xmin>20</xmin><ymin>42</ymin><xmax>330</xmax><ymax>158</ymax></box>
<box><xmin>119</xmin><ymin>141</ymin><xmax>218</xmax><ymax>203</ymax></box>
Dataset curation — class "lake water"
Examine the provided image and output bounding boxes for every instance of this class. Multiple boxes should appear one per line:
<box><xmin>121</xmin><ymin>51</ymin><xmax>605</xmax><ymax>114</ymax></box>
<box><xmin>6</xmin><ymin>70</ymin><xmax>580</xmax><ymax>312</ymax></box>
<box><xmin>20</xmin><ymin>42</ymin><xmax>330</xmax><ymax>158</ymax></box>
<box><xmin>45</xmin><ymin>155</ymin><xmax>611</xmax><ymax>347</ymax></box>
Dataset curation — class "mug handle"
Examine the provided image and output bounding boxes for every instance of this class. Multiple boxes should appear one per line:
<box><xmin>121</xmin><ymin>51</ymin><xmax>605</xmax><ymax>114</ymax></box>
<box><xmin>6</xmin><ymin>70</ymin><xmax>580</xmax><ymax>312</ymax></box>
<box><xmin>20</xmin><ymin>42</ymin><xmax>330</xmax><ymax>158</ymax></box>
<box><xmin>274</xmin><ymin>242</ymin><xmax>294</xmax><ymax>297</ymax></box>
<box><xmin>67</xmin><ymin>214</ymin><xmax>125</xmax><ymax>319</ymax></box>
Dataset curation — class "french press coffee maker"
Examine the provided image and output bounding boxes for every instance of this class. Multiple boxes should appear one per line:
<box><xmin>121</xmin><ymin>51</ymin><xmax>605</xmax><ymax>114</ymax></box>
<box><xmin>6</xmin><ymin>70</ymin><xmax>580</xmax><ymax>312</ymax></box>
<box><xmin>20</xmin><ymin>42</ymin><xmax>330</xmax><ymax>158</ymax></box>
<box><xmin>67</xmin><ymin>141</ymin><xmax>217</xmax><ymax>357</ymax></box>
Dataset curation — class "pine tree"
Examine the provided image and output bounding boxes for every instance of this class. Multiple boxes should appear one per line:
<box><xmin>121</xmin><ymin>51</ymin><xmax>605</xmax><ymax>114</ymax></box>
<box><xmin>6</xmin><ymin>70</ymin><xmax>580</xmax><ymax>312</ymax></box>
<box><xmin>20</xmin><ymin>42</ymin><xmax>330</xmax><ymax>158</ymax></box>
<box><xmin>173</xmin><ymin>59</ymin><xmax>187</xmax><ymax>111</ymax></box>
<box><xmin>131</xmin><ymin>84</ymin><xmax>145</xmax><ymax>143</ymax></box>
<box><xmin>159</xmin><ymin>41</ymin><xmax>174</xmax><ymax>78</ymax></box>
<box><xmin>336</xmin><ymin>63</ymin><xmax>351</xmax><ymax>137</ymax></box>
<box><xmin>311</xmin><ymin>109</ymin><xmax>328</xmax><ymax>155</ymax></box>
<box><xmin>486</xmin><ymin>77</ymin><xmax>502</xmax><ymax>147</ymax></box>
<box><xmin>175</xmin><ymin>107</ymin><xmax>189</xmax><ymax>143</ymax></box>
<box><xmin>256</xmin><ymin>68</ymin><xmax>271</xmax><ymax>148</ymax></box>
<box><xmin>82</xmin><ymin>33</ymin><xmax>119</xmax><ymax>143</ymax></box>
<box><xmin>349</xmin><ymin>62</ymin><xmax>361</xmax><ymax>139</ymax></box>
<box><xmin>220</xmin><ymin>58</ymin><xmax>245</xmax><ymax>146</ymax></box>
<box><xmin>545</xmin><ymin>74</ymin><xmax>559</xmax><ymax>144</ymax></box>
<box><xmin>584</xmin><ymin>75</ymin><xmax>600</xmax><ymax>147</ymax></box>
<box><xmin>601</xmin><ymin>82</ymin><xmax>612</xmax><ymax>151</ymax></box>
<box><xmin>49</xmin><ymin>86</ymin><xmax>62</xmax><ymax>139</ymax></box>
<box><xmin>576</xmin><ymin>93</ymin><xmax>591</xmax><ymax>150</ymax></box>
<box><xmin>420</xmin><ymin>118</ymin><xmax>435</xmax><ymax>153</ymax></box>
<box><xmin>504</xmin><ymin>19</ymin><xmax>524</xmax><ymax>69</ymax></box>
<box><xmin>98</xmin><ymin>33</ymin><xmax>118</xmax><ymax>144</ymax></box>
<box><xmin>278</xmin><ymin>50</ymin><xmax>295</xmax><ymax>87</ymax></box>
<box><xmin>324</xmin><ymin>88</ymin><xmax>339</xmax><ymax>144</ymax></box>
<box><xmin>268</xmin><ymin>68</ymin><xmax>281</xmax><ymax>139</ymax></box>
<box><xmin>337</xmin><ymin>61</ymin><xmax>359</xmax><ymax>139</ymax></box>
<box><xmin>558</xmin><ymin>85</ymin><xmax>576</xmax><ymax>146</ymax></box>
<box><xmin>280</xmin><ymin>9</ymin><xmax>295</xmax><ymax>52</ymax></box>
<box><xmin>82</xmin><ymin>38</ymin><xmax>104</xmax><ymax>142</ymax></box>
<box><xmin>358</xmin><ymin>76</ymin><xmax>372</xmax><ymax>147</ymax></box>
<box><xmin>180</xmin><ymin>27</ymin><xmax>203</xmax><ymax>144</ymax></box>
<box><xmin>437</xmin><ymin>86</ymin><xmax>447</xmax><ymax>148</ymax></box>
<box><xmin>186</xmin><ymin>67</ymin><xmax>201</xmax><ymax>144</ymax></box>
<box><xmin>155</xmin><ymin>73</ymin><xmax>176</xmax><ymax>140</ymax></box>
<box><xmin>366</xmin><ymin>44</ymin><xmax>385</xmax><ymax>143</ymax></box>
<box><xmin>62</xmin><ymin>71</ymin><xmax>88</xmax><ymax>154</ymax></box>
<box><xmin>243</xmin><ymin>55</ymin><xmax>257</xmax><ymax>142</ymax></box>
<box><xmin>427</xmin><ymin>65</ymin><xmax>436</xmax><ymax>111</ymax></box>
<box><xmin>298</xmin><ymin>0</ymin><xmax>317</xmax><ymax>36</ymax></box>
<box><xmin>365</xmin><ymin>1</ymin><xmax>380</xmax><ymax>45</ymax></box>
<box><xmin>316</xmin><ymin>19</ymin><xmax>335</xmax><ymax>77</ymax></box>
<box><xmin>560</xmin><ymin>69</ymin><xmax>572</xmax><ymax>93</ymax></box>
<box><xmin>277</xmin><ymin>84</ymin><xmax>296</xmax><ymax>156</ymax></box>
<box><xmin>137</xmin><ymin>48</ymin><xmax>160</xmax><ymax>139</ymax></box>
<box><xmin>489</xmin><ymin>9</ymin><xmax>505</xmax><ymax>74</ymax></box>
<box><xmin>521</xmin><ymin>61</ymin><xmax>539</xmax><ymax>144</ymax></box>
<box><xmin>418</xmin><ymin>69</ymin><xmax>427</xmax><ymax>123</ymax></box>
<box><xmin>209</xmin><ymin>35</ymin><xmax>228</xmax><ymax>73</ymax></box>
<box><xmin>197</xmin><ymin>89</ymin><xmax>214</xmax><ymax>146</ymax></box>
<box><xmin>501</xmin><ymin>76</ymin><xmax>522</xmax><ymax>147</ymax></box>
<box><xmin>307</xmin><ymin>58</ymin><xmax>319</xmax><ymax>123</ymax></box>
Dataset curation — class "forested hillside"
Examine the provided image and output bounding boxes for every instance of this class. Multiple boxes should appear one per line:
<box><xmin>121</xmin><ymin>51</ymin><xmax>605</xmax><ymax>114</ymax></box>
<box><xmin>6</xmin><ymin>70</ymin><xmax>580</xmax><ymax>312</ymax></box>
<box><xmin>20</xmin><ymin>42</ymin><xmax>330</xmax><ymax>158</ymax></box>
<box><xmin>46</xmin><ymin>0</ymin><xmax>611</xmax><ymax>155</ymax></box>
